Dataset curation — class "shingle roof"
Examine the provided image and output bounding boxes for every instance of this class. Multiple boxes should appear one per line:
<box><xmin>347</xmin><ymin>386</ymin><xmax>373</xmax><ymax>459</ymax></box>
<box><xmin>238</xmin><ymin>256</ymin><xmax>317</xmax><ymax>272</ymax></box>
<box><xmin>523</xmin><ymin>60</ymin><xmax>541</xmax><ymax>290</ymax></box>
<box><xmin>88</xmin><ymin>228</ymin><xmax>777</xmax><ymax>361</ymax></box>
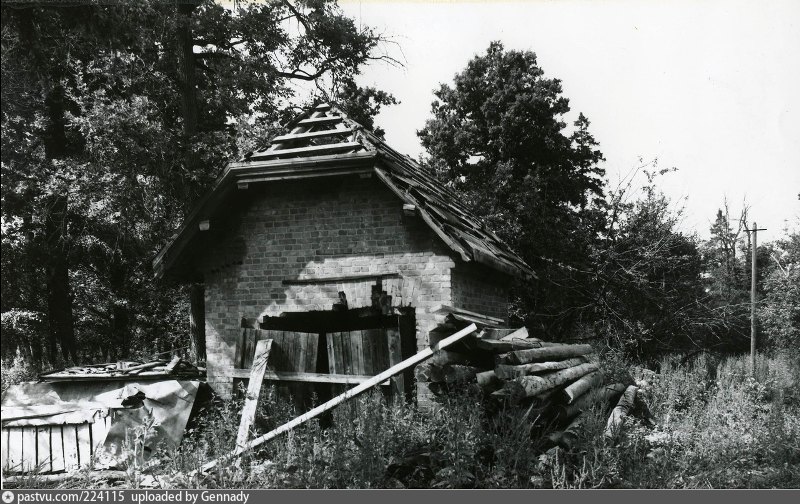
<box><xmin>153</xmin><ymin>103</ymin><xmax>535</xmax><ymax>280</ymax></box>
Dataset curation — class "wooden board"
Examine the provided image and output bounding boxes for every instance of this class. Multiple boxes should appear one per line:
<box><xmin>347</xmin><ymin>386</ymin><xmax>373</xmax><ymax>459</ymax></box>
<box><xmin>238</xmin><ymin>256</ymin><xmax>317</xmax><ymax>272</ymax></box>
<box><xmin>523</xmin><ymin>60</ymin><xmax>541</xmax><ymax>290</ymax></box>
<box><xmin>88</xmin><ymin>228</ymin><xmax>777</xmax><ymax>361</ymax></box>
<box><xmin>51</xmin><ymin>426</ymin><xmax>65</xmax><ymax>473</ymax></box>
<box><xmin>386</xmin><ymin>327</ymin><xmax>405</xmax><ymax>398</ymax></box>
<box><xmin>4</xmin><ymin>427</ymin><xmax>23</xmax><ymax>473</ymax></box>
<box><xmin>62</xmin><ymin>425</ymin><xmax>79</xmax><ymax>470</ymax></box>
<box><xmin>22</xmin><ymin>426</ymin><xmax>37</xmax><ymax>472</ymax></box>
<box><xmin>326</xmin><ymin>332</ymin><xmax>338</xmax><ymax>374</ymax></box>
<box><xmin>91</xmin><ymin>415</ymin><xmax>110</xmax><ymax>455</ymax></box>
<box><xmin>236</xmin><ymin>339</ymin><xmax>273</xmax><ymax>448</ymax></box>
<box><xmin>37</xmin><ymin>426</ymin><xmax>51</xmax><ymax>473</ymax></box>
<box><xmin>76</xmin><ymin>423</ymin><xmax>92</xmax><ymax>468</ymax></box>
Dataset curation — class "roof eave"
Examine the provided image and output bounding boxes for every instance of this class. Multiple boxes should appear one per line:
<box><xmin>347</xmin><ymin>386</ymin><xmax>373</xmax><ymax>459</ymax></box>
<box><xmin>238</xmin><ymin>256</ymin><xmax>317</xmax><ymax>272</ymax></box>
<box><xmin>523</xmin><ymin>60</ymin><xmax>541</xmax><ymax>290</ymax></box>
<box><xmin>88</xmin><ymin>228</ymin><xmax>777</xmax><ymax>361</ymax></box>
<box><xmin>153</xmin><ymin>151</ymin><xmax>377</xmax><ymax>280</ymax></box>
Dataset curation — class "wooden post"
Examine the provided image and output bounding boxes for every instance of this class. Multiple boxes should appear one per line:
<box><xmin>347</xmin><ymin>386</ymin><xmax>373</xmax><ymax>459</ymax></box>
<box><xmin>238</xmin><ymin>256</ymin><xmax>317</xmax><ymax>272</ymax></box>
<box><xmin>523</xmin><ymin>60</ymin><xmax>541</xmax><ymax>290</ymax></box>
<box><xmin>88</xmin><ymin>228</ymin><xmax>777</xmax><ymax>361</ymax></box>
<box><xmin>189</xmin><ymin>284</ymin><xmax>206</xmax><ymax>364</ymax></box>
<box><xmin>751</xmin><ymin>221</ymin><xmax>757</xmax><ymax>374</ymax></box>
<box><xmin>747</xmin><ymin>222</ymin><xmax>766</xmax><ymax>375</ymax></box>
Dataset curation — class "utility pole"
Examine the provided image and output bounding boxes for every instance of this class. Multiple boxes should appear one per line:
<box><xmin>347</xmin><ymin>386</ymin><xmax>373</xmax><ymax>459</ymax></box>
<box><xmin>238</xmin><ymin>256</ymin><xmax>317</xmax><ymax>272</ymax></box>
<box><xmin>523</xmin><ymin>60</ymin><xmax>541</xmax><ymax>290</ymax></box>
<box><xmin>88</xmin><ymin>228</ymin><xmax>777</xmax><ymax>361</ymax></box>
<box><xmin>746</xmin><ymin>222</ymin><xmax>766</xmax><ymax>375</ymax></box>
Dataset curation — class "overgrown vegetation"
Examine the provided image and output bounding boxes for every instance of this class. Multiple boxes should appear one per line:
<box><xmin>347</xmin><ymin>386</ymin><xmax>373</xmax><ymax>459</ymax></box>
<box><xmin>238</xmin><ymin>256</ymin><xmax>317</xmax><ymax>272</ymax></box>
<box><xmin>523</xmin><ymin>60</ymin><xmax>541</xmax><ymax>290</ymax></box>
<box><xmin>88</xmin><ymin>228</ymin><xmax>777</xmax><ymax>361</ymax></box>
<box><xmin>13</xmin><ymin>351</ymin><xmax>787</xmax><ymax>489</ymax></box>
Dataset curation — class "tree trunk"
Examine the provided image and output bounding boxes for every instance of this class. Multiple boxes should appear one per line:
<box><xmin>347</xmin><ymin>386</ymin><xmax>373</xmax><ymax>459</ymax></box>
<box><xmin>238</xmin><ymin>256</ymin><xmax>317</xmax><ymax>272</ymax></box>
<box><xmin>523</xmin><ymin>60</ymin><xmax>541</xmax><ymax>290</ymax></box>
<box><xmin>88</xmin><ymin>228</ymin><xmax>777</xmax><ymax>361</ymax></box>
<box><xmin>495</xmin><ymin>355</ymin><xmax>593</xmax><ymax>379</ymax></box>
<box><xmin>501</xmin><ymin>362</ymin><xmax>599</xmax><ymax>399</ymax></box>
<box><xmin>500</xmin><ymin>343</ymin><xmax>594</xmax><ymax>365</ymax></box>
<box><xmin>43</xmin><ymin>84</ymin><xmax>77</xmax><ymax>365</ymax></box>
<box><xmin>605</xmin><ymin>385</ymin><xmax>638</xmax><ymax>438</ymax></box>
<box><xmin>177</xmin><ymin>1</ymin><xmax>199</xmax><ymax>209</ymax></box>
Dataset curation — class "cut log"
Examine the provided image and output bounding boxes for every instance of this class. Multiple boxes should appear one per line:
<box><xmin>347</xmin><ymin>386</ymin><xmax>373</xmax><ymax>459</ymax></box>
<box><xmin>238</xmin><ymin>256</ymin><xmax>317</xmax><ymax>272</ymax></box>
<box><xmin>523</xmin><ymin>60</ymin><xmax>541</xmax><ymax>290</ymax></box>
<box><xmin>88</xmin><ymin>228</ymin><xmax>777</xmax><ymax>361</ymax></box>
<box><xmin>604</xmin><ymin>385</ymin><xmax>638</xmax><ymax>438</ymax></box>
<box><xmin>561</xmin><ymin>370</ymin><xmax>604</xmax><ymax>404</ymax></box>
<box><xmin>501</xmin><ymin>344</ymin><xmax>594</xmax><ymax>365</ymax></box>
<box><xmin>413</xmin><ymin>362</ymin><xmax>445</xmax><ymax>383</ymax></box>
<box><xmin>475</xmin><ymin>338</ymin><xmax>541</xmax><ymax>353</ymax></box>
<box><xmin>547</xmin><ymin>414</ymin><xmax>584</xmax><ymax>450</ymax></box>
<box><xmin>559</xmin><ymin>382</ymin><xmax>626</xmax><ymax>420</ymax></box>
<box><xmin>476</xmin><ymin>370</ymin><xmax>500</xmax><ymax>389</ymax></box>
<box><xmin>190</xmin><ymin>323</ymin><xmax>478</xmax><ymax>476</ymax></box>
<box><xmin>500</xmin><ymin>363</ymin><xmax>599</xmax><ymax>399</ymax></box>
<box><xmin>495</xmin><ymin>356</ymin><xmax>593</xmax><ymax>380</ymax></box>
<box><xmin>443</xmin><ymin>365</ymin><xmax>480</xmax><ymax>384</ymax></box>
<box><xmin>429</xmin><ymin>350</ymin><xmax>470</xmax><ymax>366</ymax></box>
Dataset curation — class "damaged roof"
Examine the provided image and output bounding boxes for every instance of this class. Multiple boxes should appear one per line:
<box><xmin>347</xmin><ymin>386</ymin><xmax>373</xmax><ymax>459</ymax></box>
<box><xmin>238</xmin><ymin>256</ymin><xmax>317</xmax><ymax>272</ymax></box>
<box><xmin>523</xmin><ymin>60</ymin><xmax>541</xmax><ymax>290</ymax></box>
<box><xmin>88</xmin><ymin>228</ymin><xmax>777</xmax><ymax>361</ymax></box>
<box><xmin>153</xmin><ymin>103</ymin><xmax>535</xmax><ymax>280</ymax></box>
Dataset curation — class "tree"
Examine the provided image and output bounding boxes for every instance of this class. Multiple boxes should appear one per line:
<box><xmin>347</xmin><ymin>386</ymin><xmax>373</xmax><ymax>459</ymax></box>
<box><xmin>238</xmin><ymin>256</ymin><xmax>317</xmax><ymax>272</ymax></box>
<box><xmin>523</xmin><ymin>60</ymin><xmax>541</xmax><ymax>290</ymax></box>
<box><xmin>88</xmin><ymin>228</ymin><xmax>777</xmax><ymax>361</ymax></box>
<box><xmin>1</xmin><ymin>0</ymin><xmax>395</xmax><ymax>365</ymax></box>
<box><xmin>418</xmin><ymin>41</ymin><xmax>605</xmax><ymax>338</ymax></box>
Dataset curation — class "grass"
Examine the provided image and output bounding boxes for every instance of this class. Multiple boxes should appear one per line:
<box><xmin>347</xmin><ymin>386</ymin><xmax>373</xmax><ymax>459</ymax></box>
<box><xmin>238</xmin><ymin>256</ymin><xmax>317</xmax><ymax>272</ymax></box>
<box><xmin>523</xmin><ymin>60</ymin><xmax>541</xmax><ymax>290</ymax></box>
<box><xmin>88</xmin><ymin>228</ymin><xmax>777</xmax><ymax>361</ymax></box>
<box><xmin>547</xmin><ymin>352</ymin><xmax>800</xmax><ymax>488</ymax></box>
<box><xmin>4</xmin><ymin>351</ymin><xmax>798</xmax><ymax>489</ymax></box>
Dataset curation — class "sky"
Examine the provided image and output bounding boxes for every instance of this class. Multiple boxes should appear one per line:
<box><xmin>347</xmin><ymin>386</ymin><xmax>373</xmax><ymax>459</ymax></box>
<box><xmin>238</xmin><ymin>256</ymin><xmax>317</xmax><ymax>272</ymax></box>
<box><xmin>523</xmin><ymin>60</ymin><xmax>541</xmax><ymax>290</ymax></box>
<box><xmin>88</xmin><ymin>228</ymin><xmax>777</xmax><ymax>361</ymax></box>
<box><xmin>336</xmin><ymin>0</ymin><xmax>800</xmax><ymax>243</ymax></box>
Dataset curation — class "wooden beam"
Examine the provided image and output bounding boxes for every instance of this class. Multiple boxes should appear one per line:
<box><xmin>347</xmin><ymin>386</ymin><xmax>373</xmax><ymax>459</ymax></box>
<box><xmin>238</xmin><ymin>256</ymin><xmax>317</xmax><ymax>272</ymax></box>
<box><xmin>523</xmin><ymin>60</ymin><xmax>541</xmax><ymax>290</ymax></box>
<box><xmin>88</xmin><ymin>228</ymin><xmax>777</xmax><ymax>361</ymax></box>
<box><xmin>298</xmin><ymin>116</ymin><xmax>342</xmax><ymax>126</ymax></box>
<box><xmin>236</xmin><ymin>339</ymin><xmax>272</xmax><ymax>448</ymax></box>
<box><xmin>253</xmin><ymin>141</ymin><xmax>362</xmax><ymax>159</ymax></box>
<box><xmin>282</xmin><ymin>272</ymin><xmax>401</xmax><ymax>286</ymax></box>
<box><xmin>272</xmin><ymin>128</ymin><xmax>353</xmax><ymax>143</ymax></box>
<box><xmin>430</xmin><ymin>304</ymin><xmax>506</xmax><ymax>325</ymax></box>
<box><xmin>229</xmin><ymin>369</ymin><xmax>391</xmax><ymax>385</ymax></box>
<box><xmin>191</xmin><ymin>324</ymin><xmax>478</xmax><ymax>476</ymax></box>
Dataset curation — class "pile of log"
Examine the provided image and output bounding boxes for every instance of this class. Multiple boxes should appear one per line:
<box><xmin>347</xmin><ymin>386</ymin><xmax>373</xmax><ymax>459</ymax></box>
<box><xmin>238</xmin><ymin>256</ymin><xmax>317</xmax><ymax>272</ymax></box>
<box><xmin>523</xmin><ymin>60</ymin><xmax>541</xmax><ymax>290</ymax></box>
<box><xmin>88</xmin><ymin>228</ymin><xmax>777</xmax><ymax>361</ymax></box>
<box><xmin>415</xmin><ymin>326</ymin><xmax>647</xmax><ymax>448</ymax></box>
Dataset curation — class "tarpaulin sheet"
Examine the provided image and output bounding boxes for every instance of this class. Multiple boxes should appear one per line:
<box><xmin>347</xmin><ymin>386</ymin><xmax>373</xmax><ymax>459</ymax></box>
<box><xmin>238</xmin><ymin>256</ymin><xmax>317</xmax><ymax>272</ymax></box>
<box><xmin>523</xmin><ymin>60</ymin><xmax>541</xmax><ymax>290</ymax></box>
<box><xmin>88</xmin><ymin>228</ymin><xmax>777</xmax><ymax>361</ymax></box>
<box><xmin>2</xmin><ymin>380</ymin><xmax>200</xmax><ymax>470</ymax></box>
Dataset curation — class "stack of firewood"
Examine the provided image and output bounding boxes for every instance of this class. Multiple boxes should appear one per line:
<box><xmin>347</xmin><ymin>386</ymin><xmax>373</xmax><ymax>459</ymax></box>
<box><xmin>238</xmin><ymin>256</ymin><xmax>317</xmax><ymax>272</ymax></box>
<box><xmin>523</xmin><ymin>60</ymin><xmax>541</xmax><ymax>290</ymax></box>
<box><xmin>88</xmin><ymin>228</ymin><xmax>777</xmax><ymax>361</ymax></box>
<box><xmin>415</xmin><ymin>327</ymin><xmax>648</xmax><ymax>447</ymax></box>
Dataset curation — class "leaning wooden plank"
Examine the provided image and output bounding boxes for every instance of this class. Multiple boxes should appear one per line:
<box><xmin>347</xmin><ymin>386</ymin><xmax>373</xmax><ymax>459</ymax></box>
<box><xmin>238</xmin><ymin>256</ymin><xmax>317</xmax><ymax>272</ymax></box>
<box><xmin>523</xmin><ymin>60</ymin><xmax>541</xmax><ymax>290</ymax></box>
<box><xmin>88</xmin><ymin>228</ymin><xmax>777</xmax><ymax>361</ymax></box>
<box><xmin>236</xmin><ymin>339</ymin><xmax>273</xmax><ymax>448</ymax></box>
<box><xmin>500</xmin><ymin>363</ymin><xmax>599</xmax><ymax>399</ymax></box>
<box><xmin>561</xmin><ymin>371</ymin><xmax>605</xmax><ymax>404</ymax></box>
<box><xmin>604</xmin><ymin>385</ymin><xmax>638</xmax><ymax>438</ymax></box>
<box><xmin>502</xmin><ymin>344</ymin><xmax>594</xmax><ymax>365</ymax></box>
<box><xmin>191</xmin><ymin>323</ymin><xmax>478</xmax><ymax>476</ymax></box>
<box><xmin>495</xmin><ymin>356</ymin><xmax>592</xmax><ymax>380</ymax></box>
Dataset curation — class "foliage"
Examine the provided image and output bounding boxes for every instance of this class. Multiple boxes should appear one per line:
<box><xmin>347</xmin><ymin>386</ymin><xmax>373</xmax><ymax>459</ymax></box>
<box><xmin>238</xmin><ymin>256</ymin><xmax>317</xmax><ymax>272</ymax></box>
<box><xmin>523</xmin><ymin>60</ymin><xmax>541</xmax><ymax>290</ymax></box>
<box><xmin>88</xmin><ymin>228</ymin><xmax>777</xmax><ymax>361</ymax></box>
<box><xmin>548</xmin><ymin>352</ymin><xmax>800</xmax><ymax>488</ymax></box>
<box><xmin>418</xmin><ymin>41</ymin><xmax>606</xmax><ymax>338</ymax></box>
<box><xmin>758</xmin><ymin>230</ymin><xmax>800</xmax><ymax>352</ymax></box>
<box><xmin>1</xmin><ymin>0</ymin><xmax>395</xmax><ymax>364</ymax></box>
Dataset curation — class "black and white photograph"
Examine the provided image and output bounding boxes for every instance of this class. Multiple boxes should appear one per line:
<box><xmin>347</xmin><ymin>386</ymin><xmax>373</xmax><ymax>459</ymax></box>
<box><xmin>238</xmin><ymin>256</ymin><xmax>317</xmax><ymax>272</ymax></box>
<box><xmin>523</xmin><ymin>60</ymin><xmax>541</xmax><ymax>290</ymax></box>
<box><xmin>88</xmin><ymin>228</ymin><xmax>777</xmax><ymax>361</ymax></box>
<box><xmin>1</xmin><ymin>0</ymin><xmax>798</xmax><ymax>493</ymax></box>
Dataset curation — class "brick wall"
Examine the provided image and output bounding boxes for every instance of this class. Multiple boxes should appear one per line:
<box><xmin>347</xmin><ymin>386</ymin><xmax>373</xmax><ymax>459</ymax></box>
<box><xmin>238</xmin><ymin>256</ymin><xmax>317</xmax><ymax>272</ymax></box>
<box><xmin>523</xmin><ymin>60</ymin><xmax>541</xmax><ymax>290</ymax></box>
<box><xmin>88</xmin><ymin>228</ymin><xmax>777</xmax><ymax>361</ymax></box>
<box><xmin>451</xmin><ymin>265</ymin><xmax>510</xmax><ymax>322</ymax></box>
<box><xmin>198</xmin><ymin>175</ymin><xmax>458</xmax><ymax>397</ymax></box>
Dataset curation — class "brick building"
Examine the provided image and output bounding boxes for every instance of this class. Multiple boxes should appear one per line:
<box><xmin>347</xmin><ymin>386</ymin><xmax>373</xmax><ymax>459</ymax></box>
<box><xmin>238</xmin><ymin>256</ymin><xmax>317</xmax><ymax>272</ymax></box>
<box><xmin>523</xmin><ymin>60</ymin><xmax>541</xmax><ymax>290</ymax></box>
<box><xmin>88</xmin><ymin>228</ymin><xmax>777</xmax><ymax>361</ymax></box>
<box><xmin>154</xmin><ymin>103</ymin><xmax>534</xmax><ymax>399</ymax></box>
